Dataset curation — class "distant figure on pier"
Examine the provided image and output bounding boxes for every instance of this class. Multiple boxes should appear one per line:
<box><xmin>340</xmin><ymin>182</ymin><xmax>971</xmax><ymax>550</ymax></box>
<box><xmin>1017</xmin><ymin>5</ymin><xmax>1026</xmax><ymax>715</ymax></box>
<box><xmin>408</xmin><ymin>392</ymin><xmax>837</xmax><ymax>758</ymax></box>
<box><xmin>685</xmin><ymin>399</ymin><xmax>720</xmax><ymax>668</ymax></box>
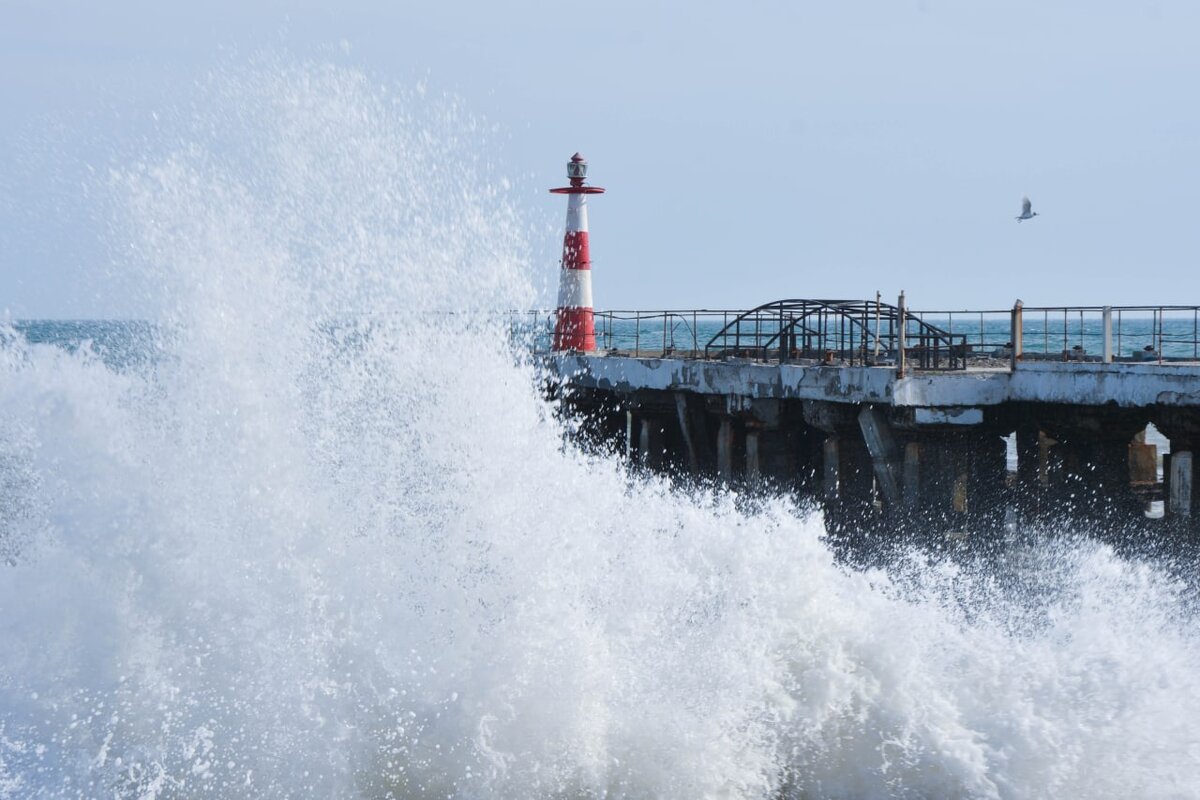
<box><xmin>1016</xmin><ymin>195</ymin><xmax>1039</xmax><ymax>223</ymax></box>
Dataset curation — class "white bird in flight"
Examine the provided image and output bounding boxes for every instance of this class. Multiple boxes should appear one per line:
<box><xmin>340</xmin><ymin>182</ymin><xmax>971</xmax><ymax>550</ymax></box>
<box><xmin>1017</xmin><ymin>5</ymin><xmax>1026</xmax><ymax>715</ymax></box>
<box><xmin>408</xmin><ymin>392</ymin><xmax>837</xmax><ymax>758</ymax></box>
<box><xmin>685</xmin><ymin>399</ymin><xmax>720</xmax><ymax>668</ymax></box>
<box><xmin>1016</xmin><ymin>195</ymin><xmax>1039</xmax><ymax>223</ymax></box>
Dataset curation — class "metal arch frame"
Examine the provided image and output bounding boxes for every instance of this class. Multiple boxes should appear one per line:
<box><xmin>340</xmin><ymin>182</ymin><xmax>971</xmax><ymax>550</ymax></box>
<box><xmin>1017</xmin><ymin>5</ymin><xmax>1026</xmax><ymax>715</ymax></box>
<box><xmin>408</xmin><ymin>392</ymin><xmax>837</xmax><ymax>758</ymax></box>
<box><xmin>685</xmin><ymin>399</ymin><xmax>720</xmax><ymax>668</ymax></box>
<box><xmin>703</xmin><ymin>298</ymin><xmax>969</xmax><ymax>369</ymax></box>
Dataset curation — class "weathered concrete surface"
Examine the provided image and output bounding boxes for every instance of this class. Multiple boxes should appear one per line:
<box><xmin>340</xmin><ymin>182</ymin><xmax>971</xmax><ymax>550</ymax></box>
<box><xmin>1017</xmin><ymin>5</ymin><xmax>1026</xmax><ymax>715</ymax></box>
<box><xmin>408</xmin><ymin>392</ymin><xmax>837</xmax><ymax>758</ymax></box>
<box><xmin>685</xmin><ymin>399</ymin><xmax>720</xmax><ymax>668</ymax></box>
<box><xmin>553</xmin><ymin>354</ymin><xmax>1200</xmax><ymax>410</ymax></box>
<box><xmin>554</xmin><ymin>355</ymin><xmax>894</xmax><ymax>404</ymax></box>
<box><xmin>1007</xmin><ymin>362</ymin><xmax>1200</xmax><ymax>408</ymax></box>
<box><xmin>914</xmin><ymin>407</ymin><xmax>985</xmax><ymax>425</ymax></box>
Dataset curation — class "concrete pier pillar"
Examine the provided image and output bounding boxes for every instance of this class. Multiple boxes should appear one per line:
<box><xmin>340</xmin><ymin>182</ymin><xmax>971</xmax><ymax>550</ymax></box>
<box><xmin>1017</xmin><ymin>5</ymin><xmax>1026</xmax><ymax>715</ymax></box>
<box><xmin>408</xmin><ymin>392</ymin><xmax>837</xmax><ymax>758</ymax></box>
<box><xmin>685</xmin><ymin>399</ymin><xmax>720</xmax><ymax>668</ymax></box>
<box><xmin>790</xmin><ymin>426</ymin><xmax>825</xmax><ymax>503</ymax></box>
<box><xmin>820</xmin><ymin>433</ymin><xmax>877</xmax><ymax>534</ymax></box>
<box><xmin>1128</xmin><ymin>430</ymin><xmax>1158</xmax><ymax>486</ymax></box>
<box><xmin>1038</xmin><ymin>431</ymin><xmax>1057</xmax><ymax>487</ymax></box>
<box><xmin>745</xmin><ymin>429</ymin><xmax>761</xmax><ymax>482</ymax></box>
<box><xmin>1127</xmin><ymin>430</ymin><xmax>1158</xmax><ymax>517</ymax></box>
<box><xmin>755</xmin><ymin>427</ymin><xmax>801</xmax><ymax>490</ymax></box>
<box><xmin>1035</xmin><ymin>407</ymin><xmax>1150</xmax><ymax>530</ymax></box>
<box><xmin>717</xmin><ymin>417</ymin><xmax>736</xmax><ymax>482</ymax></box>
<box><xmin>1163</xmin><ymin>452</ymin><xmax>1172</xmax><ymax>510</ymax></box>
<box><xmin>965</xmin><ymin>433</ymin><xmax>1008</xmax><ymax>534</ymax></box>
<box><xmin>1155</xmin><ymin>409</ymin><xmax>1200</xmax><ymax>533</ymax></box>
<box><xmin>1015</xmin><ymin>424</ymin><xmax>1040</xmax><ymax>511</ymax></box>
<box><xmin>625</xmin><ymin>410</ymin><xmax>635</xmax><ymax>463</ymax></box>
<box><xmin>1056</xmin><ymin>438</ymin><xmax>1145</xmax><ymax>522</ymax></box>
<box><xmin>674</xmin><ymin>393</ymin><xmax>701</xmax><ymax>474</ymax></box>
<box><xmin>823</xmin><ymin>437</ymin><xmax>839</xmax><ymax>504</ymax></box>
<box><xmin>638</xmin><ymin>417</ymin><xmax>665</xmax><ymax>470</ymax></box>
<box><xmin>902</xmin><ymin>442</ymin><xmax>921</xmax><ymax>510</ymax></box>
<box><xmin>895</xmin><ymin>431</ymin><xmax>1007</xmax><ymax>539</ymax></box>
<box><xmin>1169</xmin><ymin>451</ymin><xmax>1193</xmax><ymax>518</ymax></box>
<box><xmin>857</xmin><ymin>407</ymin><xmax>902</xmax><ymax>509</ymax></box>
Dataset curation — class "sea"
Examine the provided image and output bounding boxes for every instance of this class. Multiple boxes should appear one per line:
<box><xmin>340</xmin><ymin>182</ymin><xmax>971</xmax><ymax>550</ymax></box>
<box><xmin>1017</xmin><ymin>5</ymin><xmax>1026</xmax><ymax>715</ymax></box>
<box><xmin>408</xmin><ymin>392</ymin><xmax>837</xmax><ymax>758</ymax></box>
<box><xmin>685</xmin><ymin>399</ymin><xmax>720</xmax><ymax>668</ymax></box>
<box><xmin>2</xmin><ymin>60</ymin><xmax>1199</xmax><ymax>799</ymax></box>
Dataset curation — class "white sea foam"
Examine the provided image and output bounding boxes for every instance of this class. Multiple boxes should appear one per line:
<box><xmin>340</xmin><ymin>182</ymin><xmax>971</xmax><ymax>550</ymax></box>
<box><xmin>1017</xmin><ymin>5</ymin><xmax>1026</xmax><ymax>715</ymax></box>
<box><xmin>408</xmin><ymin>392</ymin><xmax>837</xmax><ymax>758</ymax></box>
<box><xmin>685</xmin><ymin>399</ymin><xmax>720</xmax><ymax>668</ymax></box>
<box><xmin>2</xmin><ymin>59</ymin><xmax>1199</xmax><ymax>799</ymax></box>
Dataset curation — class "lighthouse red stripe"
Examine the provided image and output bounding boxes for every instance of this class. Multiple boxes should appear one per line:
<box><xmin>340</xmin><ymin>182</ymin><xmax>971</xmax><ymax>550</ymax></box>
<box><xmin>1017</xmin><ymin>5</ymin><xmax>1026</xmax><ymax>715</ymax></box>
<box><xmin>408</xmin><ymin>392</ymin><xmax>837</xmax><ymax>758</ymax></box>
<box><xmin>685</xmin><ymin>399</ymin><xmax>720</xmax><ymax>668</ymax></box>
<box><xmin>561</xmin><ymin>231</ymin><xmax>591</xmax><ymax>270</ymax></box>
<box><xmin>553</xmin><ymin>307</ymin><xmax>595</xmax><ymax>352</ymax></box>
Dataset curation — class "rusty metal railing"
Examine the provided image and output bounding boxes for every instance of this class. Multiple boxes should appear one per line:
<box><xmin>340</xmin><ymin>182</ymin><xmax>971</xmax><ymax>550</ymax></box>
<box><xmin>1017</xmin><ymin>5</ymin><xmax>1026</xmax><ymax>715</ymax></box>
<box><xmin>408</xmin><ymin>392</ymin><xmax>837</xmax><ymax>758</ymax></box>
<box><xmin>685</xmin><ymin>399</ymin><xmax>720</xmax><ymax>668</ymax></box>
<box><xmin>513</xmin><ymin>309</ymin><xmax>734</xmax><ymax>357</ymax></box>
<box><xmin>595</xmin><ymin>309</ymin><xmax>733</xmax><ymax>357</ymax></box>
<box><xmin>916</xmin><ymin>305</ymin><xmax>1200</xmax><ymax>363</ymax></box>
<box><xmin>520</xmin><ymin>301</ymin><xmax>1200</xmax><ymax>367</ymax></box>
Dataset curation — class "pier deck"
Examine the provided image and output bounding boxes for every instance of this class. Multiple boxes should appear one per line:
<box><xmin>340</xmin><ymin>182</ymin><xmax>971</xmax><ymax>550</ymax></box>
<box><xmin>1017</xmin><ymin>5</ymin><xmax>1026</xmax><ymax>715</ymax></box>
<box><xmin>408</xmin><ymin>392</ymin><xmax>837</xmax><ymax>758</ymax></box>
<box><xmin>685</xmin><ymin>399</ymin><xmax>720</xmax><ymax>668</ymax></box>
<box><xmin>542</xmin><ymin>301</ymin><xmax>1200</xmax><ymax>542</ymax></box>
<box><xmin>554</xmin><ymin>354</ymin><xmax>1200</xmax><ymax>411</ymax></box>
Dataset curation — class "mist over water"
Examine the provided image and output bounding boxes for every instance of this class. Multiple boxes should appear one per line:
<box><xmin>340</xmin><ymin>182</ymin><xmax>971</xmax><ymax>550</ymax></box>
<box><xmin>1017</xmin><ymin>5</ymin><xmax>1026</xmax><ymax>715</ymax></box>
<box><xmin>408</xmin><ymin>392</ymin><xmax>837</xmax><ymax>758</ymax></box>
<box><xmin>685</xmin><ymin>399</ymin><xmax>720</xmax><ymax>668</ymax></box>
<box><xmin>3</xmin><ymin>60</ymin><xmax>1200</xmax><ymax>799</ymax></box>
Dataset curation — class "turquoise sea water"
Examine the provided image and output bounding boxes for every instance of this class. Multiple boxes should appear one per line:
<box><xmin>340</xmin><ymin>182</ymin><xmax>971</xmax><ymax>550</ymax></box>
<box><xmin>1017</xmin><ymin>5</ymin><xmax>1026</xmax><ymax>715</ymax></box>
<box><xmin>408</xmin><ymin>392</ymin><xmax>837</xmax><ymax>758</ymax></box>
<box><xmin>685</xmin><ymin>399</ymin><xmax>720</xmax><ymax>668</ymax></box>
<box><xmin>11</xmin><ymin>320</ymin><xmax>158</xmax><ymax>369</ymax></box>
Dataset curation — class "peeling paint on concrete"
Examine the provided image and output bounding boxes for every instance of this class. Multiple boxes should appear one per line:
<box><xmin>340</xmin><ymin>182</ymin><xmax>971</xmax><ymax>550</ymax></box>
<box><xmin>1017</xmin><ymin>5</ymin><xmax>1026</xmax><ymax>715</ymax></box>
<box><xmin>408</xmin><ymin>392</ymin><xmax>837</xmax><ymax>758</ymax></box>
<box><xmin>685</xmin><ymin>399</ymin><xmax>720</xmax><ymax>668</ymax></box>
<box><xmin>1008</xmin><ymin>361</ymin><xmax>1200</xmax><ymax>408</ymax></box>
<box><xmin>914</xmin><ymin>407</ymin><xmax>985</xmax><ymax>425</ymax></box>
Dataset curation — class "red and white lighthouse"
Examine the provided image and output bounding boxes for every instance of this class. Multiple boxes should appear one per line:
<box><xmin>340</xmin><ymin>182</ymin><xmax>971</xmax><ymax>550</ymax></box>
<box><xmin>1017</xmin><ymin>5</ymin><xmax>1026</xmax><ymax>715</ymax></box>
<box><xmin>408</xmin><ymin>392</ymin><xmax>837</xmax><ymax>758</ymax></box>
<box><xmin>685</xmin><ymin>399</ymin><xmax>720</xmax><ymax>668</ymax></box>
<box><xmin>550</xmin><ymin>153</ymin><xmax>605</xmax><ymax>351</ymax></box>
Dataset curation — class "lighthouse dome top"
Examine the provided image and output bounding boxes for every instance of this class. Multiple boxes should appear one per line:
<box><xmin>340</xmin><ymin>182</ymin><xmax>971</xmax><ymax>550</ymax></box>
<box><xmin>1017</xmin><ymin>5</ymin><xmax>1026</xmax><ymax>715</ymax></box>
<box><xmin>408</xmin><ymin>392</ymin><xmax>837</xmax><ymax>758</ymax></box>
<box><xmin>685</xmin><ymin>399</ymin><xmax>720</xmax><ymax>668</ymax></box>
<box><xmin>567</xmin><ymin>154</ymin><xmax>588</xmax><ymax>181</ymax></box>
<box><xmin>550</xmin><ymin>153</ymin><xmax>604</xmax><ymax>194</ymax></box>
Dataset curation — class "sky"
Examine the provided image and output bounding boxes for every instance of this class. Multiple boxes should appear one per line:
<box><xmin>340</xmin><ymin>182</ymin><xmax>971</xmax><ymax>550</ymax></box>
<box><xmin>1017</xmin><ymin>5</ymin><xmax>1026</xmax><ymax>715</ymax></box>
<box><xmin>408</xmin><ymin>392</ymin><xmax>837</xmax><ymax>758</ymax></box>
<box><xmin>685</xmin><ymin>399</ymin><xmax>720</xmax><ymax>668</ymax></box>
<box><xmin>2</xmin><ymin>0</ymin><xmax>1198</xmax><ymax>317</ymax></box>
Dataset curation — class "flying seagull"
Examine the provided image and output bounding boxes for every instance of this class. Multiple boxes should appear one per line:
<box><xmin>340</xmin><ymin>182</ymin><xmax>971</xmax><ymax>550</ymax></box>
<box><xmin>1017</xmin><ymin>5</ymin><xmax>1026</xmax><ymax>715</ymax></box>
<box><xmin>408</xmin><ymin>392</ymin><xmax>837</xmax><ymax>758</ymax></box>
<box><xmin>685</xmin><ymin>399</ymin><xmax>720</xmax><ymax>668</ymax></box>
<box><xmin>1016</xmin><ymin>195</ymin><xmax>1039</xmax><ymax>223</ymax></box>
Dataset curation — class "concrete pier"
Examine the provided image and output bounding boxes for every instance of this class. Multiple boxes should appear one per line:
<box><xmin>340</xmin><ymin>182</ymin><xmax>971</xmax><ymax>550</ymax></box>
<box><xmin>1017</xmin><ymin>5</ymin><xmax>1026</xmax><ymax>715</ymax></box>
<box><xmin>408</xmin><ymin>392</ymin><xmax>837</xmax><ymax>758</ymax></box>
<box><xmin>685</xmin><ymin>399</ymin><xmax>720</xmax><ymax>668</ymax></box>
<box><xmin>551</xmin><ymin>350</ymin><xmax>1200</xmax><ymax>543</ymax></box>
<box><xmin>1169</xmin><ymin>453</ymin><xmax>1193</xmax><ymax>518</ymax></box>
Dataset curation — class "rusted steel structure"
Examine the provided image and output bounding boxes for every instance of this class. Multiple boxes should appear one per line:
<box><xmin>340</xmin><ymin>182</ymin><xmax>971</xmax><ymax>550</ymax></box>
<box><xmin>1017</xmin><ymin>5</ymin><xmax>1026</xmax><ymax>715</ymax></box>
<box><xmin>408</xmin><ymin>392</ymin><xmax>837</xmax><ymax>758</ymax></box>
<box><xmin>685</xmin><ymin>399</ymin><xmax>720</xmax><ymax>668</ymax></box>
<box><xmin>701</xmin><ymin>298</ymin><xmax>969</xmax><ymax>370</ymax></box>
<box><xmin>542</xmin><ymin>298</ymin><xmax>1200</xmax><ymax>546</ymax></box>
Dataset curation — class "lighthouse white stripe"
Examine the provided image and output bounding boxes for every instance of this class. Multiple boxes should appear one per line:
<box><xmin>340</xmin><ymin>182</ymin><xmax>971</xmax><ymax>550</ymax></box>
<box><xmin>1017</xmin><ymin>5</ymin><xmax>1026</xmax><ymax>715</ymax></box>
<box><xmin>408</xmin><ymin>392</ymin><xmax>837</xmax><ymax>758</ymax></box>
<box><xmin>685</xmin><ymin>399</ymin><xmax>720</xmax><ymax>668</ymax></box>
<box><xmin>564</xmin><ymin>193</ymin><xmax>590</xmax><ymax>233</ymax></box>
<box><xmin>556</xmin><ymin>267</ymin><xmax>593</xmax><ymax>308</ymax></box>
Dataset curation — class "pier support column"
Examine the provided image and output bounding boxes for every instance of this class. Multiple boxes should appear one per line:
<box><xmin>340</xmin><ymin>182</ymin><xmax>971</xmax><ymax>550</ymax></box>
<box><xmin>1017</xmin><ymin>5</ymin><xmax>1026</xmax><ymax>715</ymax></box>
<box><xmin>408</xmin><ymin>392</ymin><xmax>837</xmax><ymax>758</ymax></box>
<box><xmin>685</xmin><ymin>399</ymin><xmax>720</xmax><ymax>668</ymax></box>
<box><xmin>790</xmin><ymin>425</ymin><xmax>826</xmax><ymax>505</ymax></box>
<box><xmin>1036</xmin><ymin>406</ymin><xmax>1150</xmax><ymax>532</ymax></box>
<box><xmin>1054</xmin><ymin>438</ymin><xmax>1145</xmax><ymax>525</ymax></box>
<box><xmin>823</xmin><ymin>437</ymin><xmax>839</xmax><ymax>505</ymax></box>
<box><xmin>857</xmin><ymin>407</ymin><xmax>902</xmax><ymax>509</ymax></box>
<box><xmin>803</xmin><ymin>400</ymin><xmax>883</xmax><ymax>536</ymax></box>
<box><xmin>638</xmin><ymin>417</ymin><xmax>666</xmax><ymax>470</ymax></box>
<box><xmin>745</xmin><ymin>429</ymin><xmax>761</xmax><ymax>482</ymax></box>
<box><xmin>1127</xmin><ymin>429</ymin><xmax>1158</xmax><ymax>516</ymax></box>
<box><xmin>1163</xmin><ymin>442</ymin><xmax>1198</xmax><ymax>531</ymax></box>
<box><xmin>717</xmin><ymin>417</ymin><xmax>736</xmax><ymax>482</ymax></box>
<box><xmin>1169</xmin><ymin>451</ymin><xmax>1193</xmax><ymax>519</ymax></box>
<box><xmin>755</xmin><ymin>425</ymin><xmax>801</xmax><ymax>491</ymax></box>
<box><xmin>902</xmin><ymin>442</ymin><xmax>921</xmax><ymax>511</ymax></box>
<box><xmin>1038</xmin><ymin>431</ymin><xmax>1057</xmax><ymax>487</ymax></box>
<box><xmin>1155</xmin><ymin>408</ymin><xmax>1200</xmax><ymax>535</ymax></box>
<box><xmin>625</xmin><ymin>410</ymin><xmax>636</xmax><ymax>463</ymax></box>
<box><xmin>674</xmin><ymin>393</ymin><xmax>701</xmax><ymax>475</ymax></box>
<box><xmin>894</xmin><ymin>430</ymin><xmax>1007</xmax><ymax>540</ymax></box>
<box><xmin>820</xmin><ymin>434</ymin><xmax>877</xmax><ymax>535</ymax></box>
<box><xmin>1014</xmin><ymin>423</ymin><xmax>1041</xmax><ymax>516</ymax></box>
<box><xmin>964</xmin><ymin>432</ymin><xmax>1008</xmax><ymax>535</ymax></box>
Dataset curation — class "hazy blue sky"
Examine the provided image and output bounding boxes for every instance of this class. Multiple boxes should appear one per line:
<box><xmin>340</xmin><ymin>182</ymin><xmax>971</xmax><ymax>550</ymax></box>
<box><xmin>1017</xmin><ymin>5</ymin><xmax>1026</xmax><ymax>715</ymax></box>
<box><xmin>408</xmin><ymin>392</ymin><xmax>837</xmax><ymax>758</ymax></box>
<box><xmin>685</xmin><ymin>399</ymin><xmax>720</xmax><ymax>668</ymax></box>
<box><xmin>2</xmin><ymin>0</ymin><xmax>1198</xmax><ymax>317</ymax></box>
